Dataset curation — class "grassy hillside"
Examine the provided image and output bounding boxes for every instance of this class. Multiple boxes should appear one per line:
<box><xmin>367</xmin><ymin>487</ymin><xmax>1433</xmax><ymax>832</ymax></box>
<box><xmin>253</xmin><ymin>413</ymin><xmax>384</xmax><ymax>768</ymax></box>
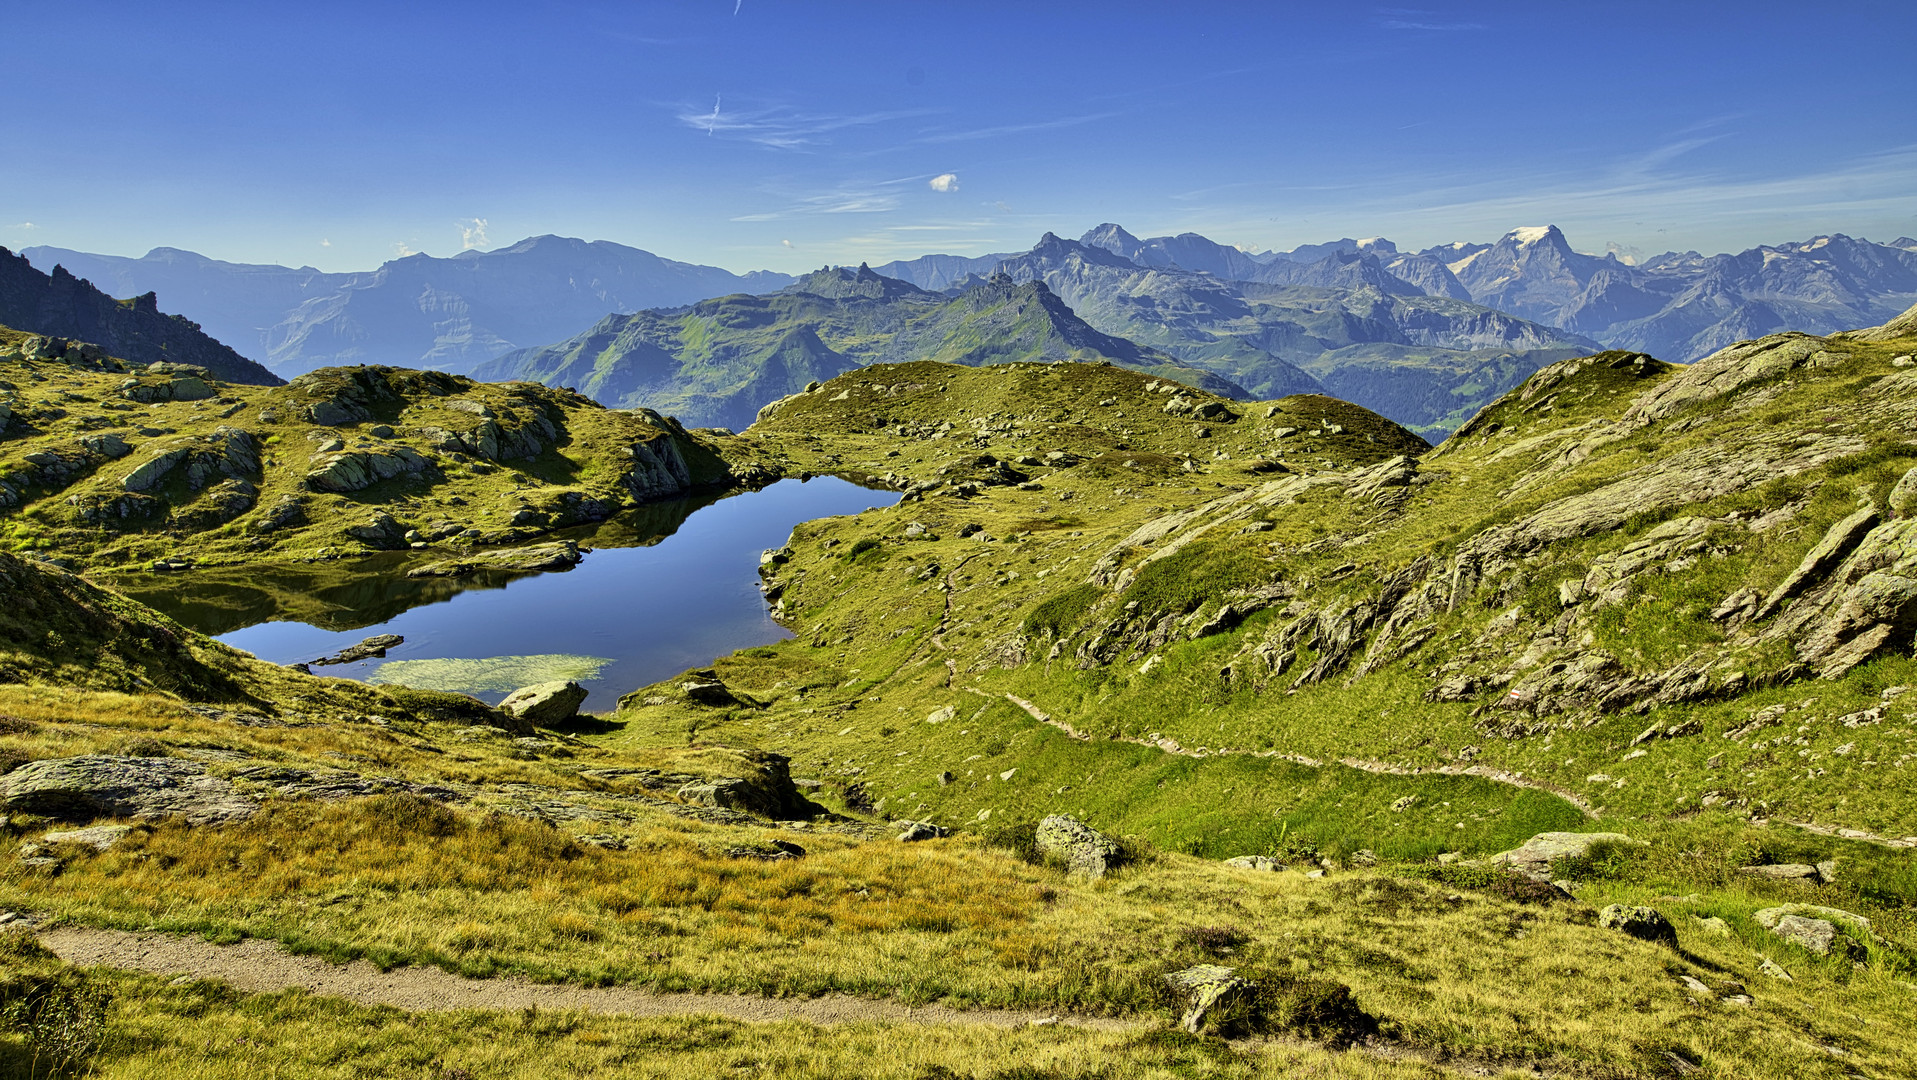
<box><xmin>0</xmin><ymin>322</ymin><xmax>756</xmax><ymax>574</ymax></box>
<box><xmin>5</xmin><ymin>312</ymin><xmax>1917</xmax><ymax>1076</ymax></box>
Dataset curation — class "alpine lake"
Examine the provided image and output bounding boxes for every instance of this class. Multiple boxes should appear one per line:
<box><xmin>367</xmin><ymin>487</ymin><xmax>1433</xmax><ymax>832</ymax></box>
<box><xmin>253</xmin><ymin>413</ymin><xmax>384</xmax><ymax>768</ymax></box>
<box><xmin>119</xmin><ymin>477</ymin><xmax>900</xmax><ymax>712</ymax></box>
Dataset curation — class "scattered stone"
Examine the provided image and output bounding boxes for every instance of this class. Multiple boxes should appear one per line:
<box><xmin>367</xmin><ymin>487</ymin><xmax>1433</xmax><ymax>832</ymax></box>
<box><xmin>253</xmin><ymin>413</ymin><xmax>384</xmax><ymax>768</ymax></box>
<box><xmin>1222</xmin><ymin>855</ymin><xmax>1284</xmax><ymax>872</ymax></box>
<box><xmin>1677</xmin><ymin>974</ymin><xmax>1715</xmax><ymax>998</ymax></box>
<box><xmin>499</xmin><ymin>681</ymin><xmax>589</xmax><ymax>727</ymax></box>
<box><xmin>1692</xmin><ymin>916</ymin><xmax>1733</xmax><ymax>937</ymax></box>
<box><xmin>309</xmin><ymin>634</ymin><xmax>403</xmax><ymax>667</ymax></box>
<box><xmin>680</xmin><ymin>672</ymin><xmax>741</xmax><ymax>706</ymax></box>
<box><xmin>1490</xmin><ymin>832</ymin><xmax>1642</xmax><ymax>882</ymax></box>
<box><xmin>1163</xmin><ymin>964</ymin><xmax>1256</xmax><ymax>1034</ymax></box>
<box><xmin>1758</xmin><ymin>957</ymin><xmax>1793</xmax><ymax>980</ymax></box>
<box><xmin>1597</xmin><ymin>904</ymin><xmax>1677</xmax><ymax>947</ymax></box>
<box><xmin>1034</xmin><ymin>814</ymin><xmax>1122</xmax><ymax>878</ymax></box>
<box><xmin>1306</xmin><ymin>868</ymin><xmax>1326</xmax><ymax>880</ymax></box>
<box><xmin>42</xmin><ymin>824</ymin><xmax>134</xmax><ymax>852</ymax></box>
<box><xmin>1737</xmin><ymin>863</ymin><xmax>1822</xmax><ymax>882</ymax></box>
<box><xmin>895</xmin><ymin>820</ymin><xmax>949</xmax><ymax>842</ymax></box>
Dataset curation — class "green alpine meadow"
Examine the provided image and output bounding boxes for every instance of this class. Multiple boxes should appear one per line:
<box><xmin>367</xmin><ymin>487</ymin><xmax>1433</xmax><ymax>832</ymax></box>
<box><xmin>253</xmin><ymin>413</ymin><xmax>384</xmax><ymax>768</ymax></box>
<box><xmin>6</xmin><ymin>5</ymin><xmax>1916</xmax><ymax>1077</ymax></box>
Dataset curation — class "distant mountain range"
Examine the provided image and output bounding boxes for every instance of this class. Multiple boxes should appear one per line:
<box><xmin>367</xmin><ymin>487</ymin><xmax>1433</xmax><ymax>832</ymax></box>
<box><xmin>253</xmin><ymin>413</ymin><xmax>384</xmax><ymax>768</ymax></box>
<box><xmin>0</xmin><ymin>246</ymin><xmax>281</xmax><ymax>384</ymax></box>
<box><xmin>27</xmin><ymin>223</ymin><xmax>1917</xmax><ymax>439</ymax></box>
<box><xmin>21</xmin><ymin>236</ymin><xmax>795</xmax><ymax>377</ymax></box>
<box><xmin>474</xmin><ymin>264</ymin><xmax>1255</xmax><ymax>430</ymax></box>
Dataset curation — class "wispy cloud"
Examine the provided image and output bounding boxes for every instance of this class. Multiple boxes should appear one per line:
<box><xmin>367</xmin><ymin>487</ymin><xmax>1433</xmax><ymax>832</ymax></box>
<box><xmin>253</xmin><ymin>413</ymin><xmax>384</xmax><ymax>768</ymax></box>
<box><xmin>320</xmin><ymin>238</ymin><xmax>331</xmax><ymax>247</ymax></box>
<box><xmin>675</xmin><ymin>98</ymin><xmax>939</xmax><ymax>150</ymax></box>
<box><xmin>928</xmin><ymin>173</ymin><xmax>960</xmax><ymax>193</ymax></box>
<box><xmin>911</xmin><ymin>113</ymin><xmax>1116</xmax><ymax>145</ymax></box>
<box><xmin>1374</xmin><ymin>8</ymin><xmax>1486</xmax><ymax>30</ymax></box>
<box><xmin>8</xmin><ymin>222</ymin><xmax>37</xmax><ymax>230</ymax></box>
<box><xmin>457</xmin><ymin>217</ymin><xmax>489</xmax><ymax>250</ymax></box>
<box><xmin>393</xmin><ymin>242</ymin><xmax>417</xmax><ymax>257</ymax></box>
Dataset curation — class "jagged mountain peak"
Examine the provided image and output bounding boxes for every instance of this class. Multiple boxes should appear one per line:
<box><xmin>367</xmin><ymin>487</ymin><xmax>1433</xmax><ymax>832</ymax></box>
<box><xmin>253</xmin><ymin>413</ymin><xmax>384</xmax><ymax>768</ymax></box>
<box><xmin>784</xmin><ymin>263</ymin><xmax>932</xmax><ymax>302</ymax></box>
<box><xmin>1080</xmin><ymin>223</ymin><xmax>1146</xmax><ymax>260</ymax></box>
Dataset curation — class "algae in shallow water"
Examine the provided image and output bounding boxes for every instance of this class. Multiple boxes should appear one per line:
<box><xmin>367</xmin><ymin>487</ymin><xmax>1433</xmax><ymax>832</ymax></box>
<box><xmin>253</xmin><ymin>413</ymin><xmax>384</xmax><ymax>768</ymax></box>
<box><xmin>370</xmin><ymin>654</ymin><xmax>614</xmax><ymax>694</ymax></box>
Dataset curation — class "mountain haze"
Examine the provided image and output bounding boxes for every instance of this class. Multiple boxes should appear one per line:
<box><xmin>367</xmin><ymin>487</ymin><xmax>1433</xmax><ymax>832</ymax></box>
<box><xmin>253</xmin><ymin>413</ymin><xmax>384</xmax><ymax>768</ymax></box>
<box><xmin>477</xmin><ymin>264</ymin><xmax>1250</xmax><ymax>430</ymax></box>
<box><xmin>0</xmin><ymin>246</ymin><xmax>281</xmax><ymax>384</ymax></box>
<box><xmin>25</xmin><ymin>237</ymin><xmax>797</xmax><ymax>377</ymax></box>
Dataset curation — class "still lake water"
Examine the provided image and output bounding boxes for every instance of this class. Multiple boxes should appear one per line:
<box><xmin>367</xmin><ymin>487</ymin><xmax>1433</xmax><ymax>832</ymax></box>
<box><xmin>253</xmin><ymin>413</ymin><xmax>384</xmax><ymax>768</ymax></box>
<box><xmin>122</xmin><ymin>477</ymin><xmax>899</xmax><ymax>712</ymax></box>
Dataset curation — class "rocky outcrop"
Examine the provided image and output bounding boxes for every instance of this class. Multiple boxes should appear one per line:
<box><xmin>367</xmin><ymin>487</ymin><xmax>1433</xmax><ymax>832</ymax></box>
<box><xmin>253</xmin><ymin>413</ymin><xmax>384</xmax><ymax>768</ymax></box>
<box><xmin>406</xmin><ymin>541</ymin><xmax>584</xmax><ymax>578</ymax></box>
<box><xmin>304</xmin><ymin>446</ymin><xmax>432</xmax><ymax>493</ymax></box>
<box><xmin>1034</xmin><ymin>814</ymin><xmax>1122</xmax><ymax>877</ymax></box>
<box><xmin>0</xmin><ymin>755</ymin><xmax>477</xmax><ymax>827</ymax></box>
<box><xmin>1</xmin><ymin>756</ymin><xmax>259</xmax><ymax>825</ymax></box>
<box><xmin>0</xmin><ymin>247</ymin><xmax>282</xmax><ymax>384</ymax></box>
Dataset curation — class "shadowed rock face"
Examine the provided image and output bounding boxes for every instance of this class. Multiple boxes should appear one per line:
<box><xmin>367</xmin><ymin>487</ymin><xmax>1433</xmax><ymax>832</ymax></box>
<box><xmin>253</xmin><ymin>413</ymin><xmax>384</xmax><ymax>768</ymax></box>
<box><xmin>1</xmin><ymin>756</ymin><xmax>259</xmax><ymax>825</ymax></box>
<box><xmin>0</xmin><ymin>246</ymin><xmax>281</xmax><ymax>385</ymax></box>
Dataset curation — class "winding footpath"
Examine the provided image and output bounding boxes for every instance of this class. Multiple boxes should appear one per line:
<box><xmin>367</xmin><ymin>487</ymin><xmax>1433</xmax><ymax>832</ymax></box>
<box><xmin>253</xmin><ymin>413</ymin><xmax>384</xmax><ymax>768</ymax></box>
<box><xmin>983</xmin><ymin>689</ymin><xmax>1598</xmax><ymax>817</ymax></box>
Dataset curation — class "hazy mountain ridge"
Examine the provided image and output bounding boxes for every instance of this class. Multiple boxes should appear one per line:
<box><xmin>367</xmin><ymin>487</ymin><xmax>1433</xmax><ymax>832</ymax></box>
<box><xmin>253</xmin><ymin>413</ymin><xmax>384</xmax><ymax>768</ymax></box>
<box><xmin>977</xmin><ymin>231</ymin><xmax>1591</xmax><ymax>436</ymax></box>
<box><xmin>476</xmin><ymin>264</ymin><xmax>1250</xmax><ymax>429</ymax></box>
<box><xmin>0</xmin><ymin>246</ymin><xmax>281</xmax><ymax>384</ymax></box>
<box><xmin>24</xmin><ymin>237</ymin><xmax>797</xmax><ymax>378</ymax></box>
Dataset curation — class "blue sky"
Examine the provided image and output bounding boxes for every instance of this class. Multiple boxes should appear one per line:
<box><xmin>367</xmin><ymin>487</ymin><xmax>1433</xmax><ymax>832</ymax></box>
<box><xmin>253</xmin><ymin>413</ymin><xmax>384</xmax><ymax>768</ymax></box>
<box><xmin>4</xmin><ymin>1</ymin><xmax>1913</xmax><ymax>274</ymax></box>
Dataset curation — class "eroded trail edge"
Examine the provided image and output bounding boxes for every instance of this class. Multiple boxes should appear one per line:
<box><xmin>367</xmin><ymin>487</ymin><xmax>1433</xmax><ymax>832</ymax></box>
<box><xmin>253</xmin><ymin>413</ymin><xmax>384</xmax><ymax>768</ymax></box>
<box><xmin>41</xmin><ymin>927</ymin><xmax>1130</xmax><ymax>1029</ymax></box>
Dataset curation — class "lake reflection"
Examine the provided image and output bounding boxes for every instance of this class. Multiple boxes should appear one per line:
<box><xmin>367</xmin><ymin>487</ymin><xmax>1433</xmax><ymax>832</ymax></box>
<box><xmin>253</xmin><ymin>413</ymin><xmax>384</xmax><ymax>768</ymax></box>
<box><xmin>123</xmin><ymin>477</ymin><xmax>898</xmax><ymax>711</ymax></box>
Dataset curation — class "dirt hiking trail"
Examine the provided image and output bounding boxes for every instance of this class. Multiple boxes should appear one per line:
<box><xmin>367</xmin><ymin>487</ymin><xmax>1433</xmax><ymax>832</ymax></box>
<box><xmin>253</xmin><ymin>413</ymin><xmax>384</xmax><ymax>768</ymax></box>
<box><xmin>41</xmin><ymin>927</ymin><xmax>1128</xmax><ymax>1029</ymax></box>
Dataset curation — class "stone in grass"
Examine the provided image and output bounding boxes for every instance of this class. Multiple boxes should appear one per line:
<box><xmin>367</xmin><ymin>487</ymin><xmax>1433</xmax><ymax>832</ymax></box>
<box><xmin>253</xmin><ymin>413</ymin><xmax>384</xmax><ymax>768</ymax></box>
<box><xmin>499</xmin><ymin>681</ymin><xmax>589</xmax><ymax>726</ymax></box>
<box><xmin>895</xmin><ymin>820</ymin><xmax>949</xmax><ymax>842</ymax></box>
<box><xmin>1597</xmin><ymin>904</ymin><xmax>1677</xmax><ymax>947</ymax></box>
<box><xmin>1222</xmin><ymin>855</ymin><xmax>1284</xmax><ymax>872</ymax></box>
<box><xmin>1489</xmin><ymin>831</ymin><xmax>1642</xmax><ymax>882</ymax></box>
<box><xmin>1754</xmin><ymin>904</ymin><xmax>1883</xmax><ymax>958</ymax></box>
<box><xmin>42</xmin><ymin>824</ymin><xmax>134</xmax><ymax>852</ymax></box>
<box><xmin>1034</xmin><ymin>814</ymin><xmax>1122</xmax><ymax>878</ymax></box>
<box><xmin>1164</xmin><ymin>964</ymin><xmax>1256</xmax><ymax>1034</ymax></box>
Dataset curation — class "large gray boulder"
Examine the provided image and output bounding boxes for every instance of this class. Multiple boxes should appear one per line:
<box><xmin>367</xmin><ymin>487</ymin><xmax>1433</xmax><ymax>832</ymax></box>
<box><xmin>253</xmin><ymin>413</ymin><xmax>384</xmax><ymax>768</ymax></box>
<box><xmin>1034</xmin><ymin>814</ymin><xmax>1122</xmax><ymax>878</ymax></box>
<box><xmin>1489</xmin><ymin>832</ymin><xmax>1642</xmax><ymax>882</ymax></box>
<box><xmin>499</xmin><ymin>681</ymin><xmax>588</xmax><ymax>726</ymax></box>
<box><xmin>0</xmin><ymin>756</ymin><xmax>257</xmax><ymax>825</ymax></box>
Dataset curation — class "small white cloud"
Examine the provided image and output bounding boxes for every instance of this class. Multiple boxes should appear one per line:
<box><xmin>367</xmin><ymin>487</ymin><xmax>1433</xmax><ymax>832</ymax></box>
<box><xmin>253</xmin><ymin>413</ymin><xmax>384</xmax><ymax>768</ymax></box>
<box><xmin>781</xmin><ymin>239</ymin><xmax>795</xmax><ymax>249</ymax></box>
<box><xmin>458</xmin><ymin>218</ymin><xmax>489</xmax><ymax>250</ymax></box>
<box><xmin>393</xmin><ymin>242</ymin><xmax>417</xmax><ymax>257</ymax></box>
<box><xmin>994</xmin><ymin>201</ymin><xmax>1011</xmax><ymax>212</ymax></box>
<box><xmin>929</xmin><ymin>173</ymin><xmax>960</xmax><ymax>193</ymax></box>
<box><xmin>320</xmin><ymin>238</ymin><xmax>332</xmax><ymax>247</ymax></box>
<box><xmin>9</xmin><ymin>222</ymin><xmax>37</xmax><ymax>230</ymax></box>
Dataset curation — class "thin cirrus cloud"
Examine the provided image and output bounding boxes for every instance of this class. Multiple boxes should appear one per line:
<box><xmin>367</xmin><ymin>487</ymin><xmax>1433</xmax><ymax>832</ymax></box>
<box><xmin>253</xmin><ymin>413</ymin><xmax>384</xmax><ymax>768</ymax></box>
<box><xmin>1373</xmin><ymin>8</ymin><xmax>1487</xmax><ymax>31</ymax></box>
<box><xmin>909</xmin><ymin>113</ymin><xmax>1117</xmax><ymax>145</ymax></box>
<box><xmin>675</xmin><ymin>98</ymin><xmax>940</xmax><ymax>150</ymax></box>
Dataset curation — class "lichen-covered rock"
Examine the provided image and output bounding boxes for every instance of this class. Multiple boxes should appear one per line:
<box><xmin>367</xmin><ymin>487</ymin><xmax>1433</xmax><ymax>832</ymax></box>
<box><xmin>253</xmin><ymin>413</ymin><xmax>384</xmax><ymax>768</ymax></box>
<box><xmin>1034</xmin><ymin>813</ymin><xmax>1122</xmax><ymax>877</ymax></box>
<box><xmin>305</xmin><ymin>446</ymin><xmax>431</xmax><ymax>493</ymax></box>
<box><xmin>1597</xmin><ymin>904</ymin><xmax>1676</xmax><ymax>947</ymax></box>
<box><xmin>499</xmin><ymin>681</ymin><xmax>589</xmax><ymax>726</ymax></box>
<box><xmin>0</xmin><ymin>755</ymin><xmax>258</xmax><ymax>825</ymax></box>
<box><xmin>1490</xmin><ymin>832</ymin><xmax>1641</xmax><ymax>882</ymax></box>
<box><xmin>1164</xmin><ymin>964</ymin><xmax>1256</xmax><ymax>1034</ymax></box>
<box><xmin>43</xmin><ymin>824</ymin><xmax>134</xmax><ymax>851</ymax></box>
<box><xmin>1755</xmin><ymin>904</ymin><xmax>1882</xmax><ymax>958</ymax></box>
<box><xmin>1222</xmin><ymin>855</ymin><xmax>1284</xmax><ymax>872</ymax></box>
